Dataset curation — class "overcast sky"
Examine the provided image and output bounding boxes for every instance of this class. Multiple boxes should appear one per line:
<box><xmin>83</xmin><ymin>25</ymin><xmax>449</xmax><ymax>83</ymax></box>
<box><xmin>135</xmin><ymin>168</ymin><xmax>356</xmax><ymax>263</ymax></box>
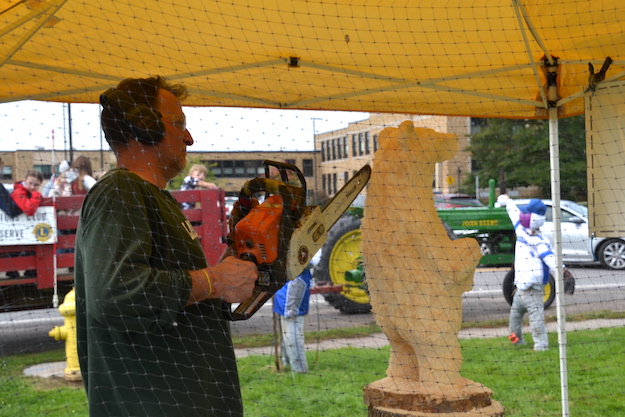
<box><xmin>0</xmin><ymin>101</ymin><xmax>369</xmax><ymax>153</ymax></box>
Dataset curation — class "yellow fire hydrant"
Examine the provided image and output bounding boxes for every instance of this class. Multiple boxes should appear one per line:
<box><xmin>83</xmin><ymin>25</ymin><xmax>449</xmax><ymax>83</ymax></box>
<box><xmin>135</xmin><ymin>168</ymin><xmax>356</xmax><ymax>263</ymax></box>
<box><xmin>49</xmin><ymin>288</ymin><xmax>82</xmax><ymax>381</ymax></box>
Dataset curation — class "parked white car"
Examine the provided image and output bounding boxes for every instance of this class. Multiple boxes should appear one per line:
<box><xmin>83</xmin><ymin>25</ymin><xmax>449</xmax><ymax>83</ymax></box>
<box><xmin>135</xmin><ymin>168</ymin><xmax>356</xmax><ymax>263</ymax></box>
<box><xmin>224</xmin><ymin>196</ymin><xmax>238</xmax><ymax>218</ymax></box>
<box><xmin>513</xmin><ymin>199</ymin><xmax>625</xmax><ymax>270</ymax></box>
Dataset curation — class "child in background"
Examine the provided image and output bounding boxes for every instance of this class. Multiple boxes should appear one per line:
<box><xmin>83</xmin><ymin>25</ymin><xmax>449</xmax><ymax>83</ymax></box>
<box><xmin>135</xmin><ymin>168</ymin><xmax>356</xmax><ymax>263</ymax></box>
<box><xmin>12</xmin><ymin>170</ymin><xmax>44</xmax><ymax>216</ymax></box>
<box><xmin>180</xmin><ymin>164</ymin><xmax>218</xmax><ymax>209</ymax></box>
<box><xmin>272</xmin><ymin>268</ymin><xmax>313</xmax><ymax>373</ymax></box>
<box><xmin>6</xmin><ymin>170</ymin><xmax>44</xmax><ymax>278</ymax></box>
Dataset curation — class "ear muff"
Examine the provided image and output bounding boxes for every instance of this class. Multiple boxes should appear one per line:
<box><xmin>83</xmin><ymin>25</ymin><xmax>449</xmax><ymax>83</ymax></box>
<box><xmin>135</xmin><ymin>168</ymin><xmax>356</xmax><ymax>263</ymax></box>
<box><xmin>100</xmin><ymin>88</ymin><xmax>165</xmax><ymax>145</ymax></box>
<box><xmin>519</xmin><ymin>212</ymin><xmax>531</xmax><ymax>228</ymax></box>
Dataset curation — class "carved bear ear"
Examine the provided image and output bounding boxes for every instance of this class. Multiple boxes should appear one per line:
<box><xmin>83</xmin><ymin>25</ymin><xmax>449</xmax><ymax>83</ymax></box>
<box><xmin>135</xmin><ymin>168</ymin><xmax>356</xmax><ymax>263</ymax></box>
<box><xmin>377</xmin><ymin>121</ymin><xmax>415</xmax><ymax>151</ymax></box>
<box><xmin>376</xmin><ymin>126</ymin><xmax>397</xmax><ymax>150</ymax></box>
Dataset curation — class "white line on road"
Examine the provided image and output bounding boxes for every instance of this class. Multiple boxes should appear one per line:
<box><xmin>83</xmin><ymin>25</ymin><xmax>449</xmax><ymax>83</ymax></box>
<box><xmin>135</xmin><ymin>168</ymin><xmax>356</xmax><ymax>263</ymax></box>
<box><xmin>0</xmin><ymin>316</ymin><xmax>63</xmax><ymax>326</ymax></box>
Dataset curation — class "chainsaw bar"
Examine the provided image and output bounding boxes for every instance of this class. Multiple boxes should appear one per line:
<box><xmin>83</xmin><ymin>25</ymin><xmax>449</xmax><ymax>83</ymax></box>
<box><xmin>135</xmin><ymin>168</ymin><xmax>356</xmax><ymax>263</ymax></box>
<box><xmin>225</xmin><ymin>162</ymin><xmax>370</xmax><ymax>321</ymax></box>
<box><xmin>286</xmin><ymin>164</ymin><xmax>371</xmax><ymax>281</ymax></box>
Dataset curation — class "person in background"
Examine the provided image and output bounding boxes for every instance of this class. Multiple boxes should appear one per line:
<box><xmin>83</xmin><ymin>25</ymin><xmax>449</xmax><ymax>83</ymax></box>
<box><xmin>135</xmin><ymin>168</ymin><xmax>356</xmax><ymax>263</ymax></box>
<box><xmin>53</xmin><ymin>156</ymin><xmax>97</xmax><ymax>197</ymax></box>
<box><xmin>272</xmin><ymin>267</ymin><xmax>313</xmax><ymax>373</ymax></box>
<box><xmin>497</xmin><ymin>194</ymin><xmax>554</xmax><ymax>351</ymax></box>
<box><xmin>0</xmin><ymin>156</ymin><xmax>22</xmax><ymax>218</ymax></box>
<box><xmin>43</xmin><ymin>160</ymin><xmax>70</xmax><ymax>197</ymax></box>
<box><xmin>75</xmin><ymin>76</ymin><xmax>257</xmax><ymax>417</ymax></box>
<box><xmin>179</xmin><ymin>164</ymin><xmax>218</xmax><ymax>209</ymax></box>
<box><xmin>12</xmin><ymin>169</ymin><xmax>44</xmax><ymax>216</ymax></box>
<box><xmin>6</xmin><ymin>169</ymin><xmax>44</xmax><ymax>278</ymax></box>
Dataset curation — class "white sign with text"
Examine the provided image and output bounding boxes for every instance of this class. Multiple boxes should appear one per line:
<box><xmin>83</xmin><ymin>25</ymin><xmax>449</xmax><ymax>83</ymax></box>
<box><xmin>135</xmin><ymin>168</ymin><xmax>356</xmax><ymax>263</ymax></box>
<box><xmin>0</xmin><ymin>207</ymin><xmax>57</xmax><ymax>246</ymax></box>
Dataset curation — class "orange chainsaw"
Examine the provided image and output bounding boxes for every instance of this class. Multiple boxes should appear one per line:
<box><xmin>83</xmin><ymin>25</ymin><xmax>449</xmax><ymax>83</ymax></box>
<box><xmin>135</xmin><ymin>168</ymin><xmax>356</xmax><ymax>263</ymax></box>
<box><xmin>224</xmin><ymin>160</ymin><xmax>371</xmax><ymax>320</ymax></box>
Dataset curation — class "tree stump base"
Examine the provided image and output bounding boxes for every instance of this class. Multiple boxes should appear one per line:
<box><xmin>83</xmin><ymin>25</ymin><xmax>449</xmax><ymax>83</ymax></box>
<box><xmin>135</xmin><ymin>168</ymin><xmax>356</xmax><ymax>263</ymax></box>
<box><xmin>364</xmin><ymin>377</ymin><xmax>505</xmax><ymax>417</ymax></box>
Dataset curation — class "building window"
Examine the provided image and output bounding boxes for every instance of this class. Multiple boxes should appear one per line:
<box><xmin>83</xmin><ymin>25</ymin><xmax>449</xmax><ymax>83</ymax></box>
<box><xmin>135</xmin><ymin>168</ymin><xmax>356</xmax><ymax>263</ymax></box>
<box><xmin>365</xmin><ymin>132</ymin><xmax>370</xmax><ymax>155</ymax></box>
<box><xmin>343</xmin><ymin>136</ymin><xmax>349</xmax><ymax>157</ymax></box>
<box><xmin>34</xmin><ymin>164</ymin><xmax>53</xmax><ymax>179</ymax></box>
<box><xmin>245</xmin><ymin>160</ymin><xmax>264</xmax><ymax>176</ymax></box>
<box><xmin>234</xmin><ymin>160</ymin><xmax>245</xmax><ymax>176</ymax></box>
<box><xmin>358</xmin><ymin>133</ymin><xmax>365</xmax><ymax>156</ymax></box>
<box><xmin>322</xmin><ymin>174</ymin><xmax>327</xmax><ymax>193</ymax></box>
<box><xmin>303</xmin><ymin>159</ymin><xmax>313</xmax><ymax>177</ymax></box>
<box><xmin>373</xmin><ymin>134</ymin><xmax>378</xmax><ymax>152</ymax></box>
<box><xmin>352</xmin><ymin>134</ymin><xmax>357</xmax><ymax>157</ymax></box>
<box><xmin>337</xmin><ymin>137</ymin><xmax>342</xmax><ymax>159</ymax></box>
<box><xmin>471</xmin><ymin>118</ymin><xmax>488</xmax><ymax>135</ymax></box>
<box><xmin>208</xmin><ymin>161</ymin><xmax>222</xmax><ymax>176</ymax></box>
<box><xmin>221</xmin><ymin>161</ymin><xmax>234</xmax><ymax>176</ymax></box>
<box><xmin>344</xmin><ymin>171</ymin><xmax>349</xmax><ymax>183</ymax></box>
<box><xmin>331</xmin><ymin>139</ymin><xmax>336</xmax><ymax>161</ymax></box>
<box><xmin>2</xmin><ymin>165</ymin><xmax>13</xmax><ymax>180</ymax></box>
<box><xmin>209</xmin><ymin>160</ymin><xmax>268</xmax><ymax>178</ymax></box>
<box><xmin>321</xmin><ymin>142</ymin><xmax>326</xmax><ymax>162</ymax></box>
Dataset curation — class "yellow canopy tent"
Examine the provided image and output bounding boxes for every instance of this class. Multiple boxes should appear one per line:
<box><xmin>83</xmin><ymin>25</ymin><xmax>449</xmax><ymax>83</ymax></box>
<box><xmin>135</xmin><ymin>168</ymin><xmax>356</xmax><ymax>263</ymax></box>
<box><xmin>3</xmin><ymin>2</ymin><xmax>624</xmax><ymax>413</ymax></box>
<box><xmin>1</xmin><ymin>0</ymin><xmax>623</xmax><ymax>118</ymax></box>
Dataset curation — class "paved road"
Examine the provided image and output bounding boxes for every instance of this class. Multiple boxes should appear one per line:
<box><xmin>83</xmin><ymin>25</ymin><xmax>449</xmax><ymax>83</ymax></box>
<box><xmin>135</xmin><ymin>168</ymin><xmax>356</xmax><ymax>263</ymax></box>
<box><xmin>2</xmin><ymin>266</ymin><xmax>623</xmax><ymax>356</ymax></box>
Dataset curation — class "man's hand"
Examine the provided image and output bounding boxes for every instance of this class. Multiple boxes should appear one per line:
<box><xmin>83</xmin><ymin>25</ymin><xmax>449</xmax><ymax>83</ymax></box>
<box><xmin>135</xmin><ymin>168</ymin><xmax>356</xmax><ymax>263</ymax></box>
<box><xmin>209</xmin><ymin>256</ymin><xmax>257</xmax><ymax>303</ymax></box>
<box><xmin>187</xmin><ymin>257</ymin><xmax>257</xmax><ymax>306</ymax></box>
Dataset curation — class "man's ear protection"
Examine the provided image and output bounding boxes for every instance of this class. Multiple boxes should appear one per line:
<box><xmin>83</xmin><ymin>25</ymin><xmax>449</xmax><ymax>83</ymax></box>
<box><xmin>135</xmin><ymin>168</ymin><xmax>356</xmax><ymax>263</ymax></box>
<box><xmin>100</xmin><ymin>88</ymin><xmax>165</xmax><ymax>145</ymax></box>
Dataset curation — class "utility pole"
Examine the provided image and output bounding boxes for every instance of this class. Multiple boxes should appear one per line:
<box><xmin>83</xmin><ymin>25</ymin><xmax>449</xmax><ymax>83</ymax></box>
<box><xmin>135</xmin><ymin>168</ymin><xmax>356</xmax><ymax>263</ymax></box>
<box><xmin>67</xmin><ymin>103</ymin><xmax>74</xmax><ymax>163</ymax></box>
<box><xmin>311</xmin><ymin>118</ymin><xmax>322</xmax><ymax>201</ymax></box>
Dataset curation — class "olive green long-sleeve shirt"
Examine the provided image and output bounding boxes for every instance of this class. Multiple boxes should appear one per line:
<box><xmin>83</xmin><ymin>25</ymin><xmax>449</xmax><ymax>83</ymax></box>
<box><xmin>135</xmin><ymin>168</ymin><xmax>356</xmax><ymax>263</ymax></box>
<box><xmin>75</xmin><ymin>168</ymin><xmax>241</xmax><ymax>417</ymax></box>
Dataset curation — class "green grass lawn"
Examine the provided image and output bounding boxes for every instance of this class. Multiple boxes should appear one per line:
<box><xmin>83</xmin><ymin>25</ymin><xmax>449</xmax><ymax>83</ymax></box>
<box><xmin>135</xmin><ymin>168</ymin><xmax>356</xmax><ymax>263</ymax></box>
<box><xmin>1</xmin><ymin>326</ymin><xmax>624</xmax><ymax>417</ymax></box>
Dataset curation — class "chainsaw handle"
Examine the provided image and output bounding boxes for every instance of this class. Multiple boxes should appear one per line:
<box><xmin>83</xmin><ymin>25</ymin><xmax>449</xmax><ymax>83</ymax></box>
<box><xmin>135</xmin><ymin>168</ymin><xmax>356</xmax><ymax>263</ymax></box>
<box><xmin>263</xmin><ymin>160</ymin><xmax>306</xmax><ymax>195</ymax></box>
<box><xmin>222</xmin><ymin>263</ymin><xmax>284</xmax><ymax>321</ymax></box>
<box><xmin>239</xmin><ymin>177</ymin><xmax>282</xmax><ymax>198</ymax></box>
<box><xmin>236</xmin><ymin>177</ymin><xmax>282</xmax><ymax>215</ymax></box>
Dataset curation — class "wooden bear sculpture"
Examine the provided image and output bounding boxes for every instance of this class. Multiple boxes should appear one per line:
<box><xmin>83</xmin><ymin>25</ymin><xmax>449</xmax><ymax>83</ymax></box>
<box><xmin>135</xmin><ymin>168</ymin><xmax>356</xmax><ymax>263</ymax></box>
<box><xmin>361</xmin><ymin>121</ymin><xmax>504</xmax><ymax>416</ymax></box>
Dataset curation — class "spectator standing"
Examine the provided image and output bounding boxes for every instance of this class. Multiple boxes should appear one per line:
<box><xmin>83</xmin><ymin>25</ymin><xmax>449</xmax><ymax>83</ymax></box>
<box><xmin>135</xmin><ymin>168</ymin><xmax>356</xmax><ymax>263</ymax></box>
<box><xmin>273</xmin><ymin>267</ymin><xmax>313</xmax><ymax>373</ymax></box>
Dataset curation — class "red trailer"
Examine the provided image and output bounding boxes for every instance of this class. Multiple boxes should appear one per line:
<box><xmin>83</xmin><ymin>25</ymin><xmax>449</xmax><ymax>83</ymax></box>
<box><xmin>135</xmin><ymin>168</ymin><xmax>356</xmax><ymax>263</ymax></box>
<box><xmin>0</xmin><ymin>189</ymin><xmax>228</xmax><ymax>311</ymax></box>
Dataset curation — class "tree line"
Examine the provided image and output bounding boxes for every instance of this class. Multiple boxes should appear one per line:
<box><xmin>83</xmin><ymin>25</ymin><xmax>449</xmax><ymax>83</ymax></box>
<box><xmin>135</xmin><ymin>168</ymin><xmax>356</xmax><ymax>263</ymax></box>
<box><xmin>464</xmin><ymin>116</ymin><xmax>586</xmax><ymax>202</ymax></box>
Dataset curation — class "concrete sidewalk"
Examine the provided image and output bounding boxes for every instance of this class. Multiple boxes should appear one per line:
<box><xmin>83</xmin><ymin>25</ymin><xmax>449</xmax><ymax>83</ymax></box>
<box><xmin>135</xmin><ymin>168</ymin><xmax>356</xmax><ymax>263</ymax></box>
<box><xmin>234</xmin><ymin>317</ymin><xmax>625</xmax><ymax>358</ymax></box>
<box><xmin>24</xmin><ymin>318</ymin><xmax>625</xmax><ymax>378</ymax></box>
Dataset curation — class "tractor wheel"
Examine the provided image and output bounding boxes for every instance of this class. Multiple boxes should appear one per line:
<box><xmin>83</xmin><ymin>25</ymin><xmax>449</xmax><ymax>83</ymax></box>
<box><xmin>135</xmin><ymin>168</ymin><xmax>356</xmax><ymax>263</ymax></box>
<box><xmin>502</xmin><ymin>269</ymin><xmax>556</xmax><ymax>309</ymax></box>
<box><xmin>313</xmin><ymin>214</ymin><xmax>371</xmax><ymax>314</ymax></box>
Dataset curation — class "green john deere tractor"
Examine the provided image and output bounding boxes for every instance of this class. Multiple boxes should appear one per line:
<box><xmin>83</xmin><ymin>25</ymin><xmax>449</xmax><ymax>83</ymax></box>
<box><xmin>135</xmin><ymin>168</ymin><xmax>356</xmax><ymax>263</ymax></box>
<box><xmin>313</xmin><ymin>180</ymin><xmax>557</xmax><ymax>313</ymax></box>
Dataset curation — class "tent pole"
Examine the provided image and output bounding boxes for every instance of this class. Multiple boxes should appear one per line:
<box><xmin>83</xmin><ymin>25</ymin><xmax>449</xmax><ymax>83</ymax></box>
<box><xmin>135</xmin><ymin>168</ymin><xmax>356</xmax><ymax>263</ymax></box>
<box><xmin>548</xmin><ymin>107</ymin><xmax>569</xmax><ymax>417</ymax></box>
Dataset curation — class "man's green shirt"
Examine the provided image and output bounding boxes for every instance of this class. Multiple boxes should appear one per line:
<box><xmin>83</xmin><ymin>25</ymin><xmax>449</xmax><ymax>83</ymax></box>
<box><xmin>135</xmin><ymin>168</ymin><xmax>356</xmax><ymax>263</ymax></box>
<box><xmin>75</xmin><ymin>169</ymin><xmax>241</xmax><ymax>417</ymax></box>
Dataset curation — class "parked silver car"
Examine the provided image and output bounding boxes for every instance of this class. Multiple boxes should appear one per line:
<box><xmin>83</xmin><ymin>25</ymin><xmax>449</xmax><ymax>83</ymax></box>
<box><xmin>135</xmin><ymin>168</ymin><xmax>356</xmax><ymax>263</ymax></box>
<box><xmin>514</xmin><ymin>199</ymin><xmax>625</xmax><ymax>270</ymax></box>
